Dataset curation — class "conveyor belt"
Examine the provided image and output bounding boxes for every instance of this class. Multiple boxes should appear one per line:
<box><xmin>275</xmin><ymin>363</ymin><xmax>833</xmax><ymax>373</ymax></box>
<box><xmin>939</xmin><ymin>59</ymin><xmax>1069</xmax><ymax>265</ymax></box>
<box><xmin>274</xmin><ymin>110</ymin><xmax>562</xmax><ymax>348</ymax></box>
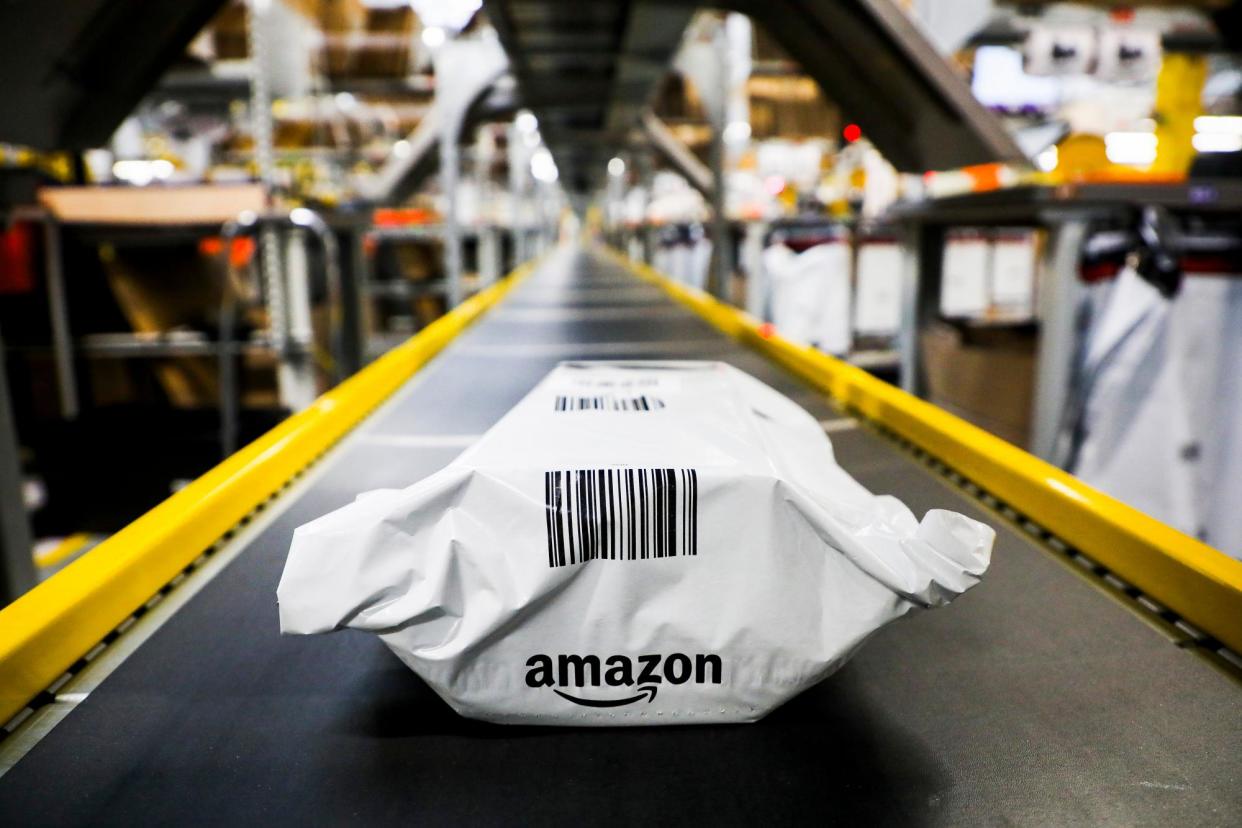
<box><xmin>1</xmin><ymin>247</ymin><xmax>1239</xmax><ymax>825</ymax></box>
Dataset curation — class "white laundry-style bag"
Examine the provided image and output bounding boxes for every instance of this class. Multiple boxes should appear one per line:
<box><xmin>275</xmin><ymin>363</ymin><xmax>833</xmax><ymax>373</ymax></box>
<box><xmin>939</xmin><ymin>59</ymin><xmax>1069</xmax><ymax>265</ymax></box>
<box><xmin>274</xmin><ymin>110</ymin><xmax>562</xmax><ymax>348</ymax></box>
<box><xmin>278</xmin><ymin>362</ymin><xmax>993</xmax><ymax>725</ymax></box>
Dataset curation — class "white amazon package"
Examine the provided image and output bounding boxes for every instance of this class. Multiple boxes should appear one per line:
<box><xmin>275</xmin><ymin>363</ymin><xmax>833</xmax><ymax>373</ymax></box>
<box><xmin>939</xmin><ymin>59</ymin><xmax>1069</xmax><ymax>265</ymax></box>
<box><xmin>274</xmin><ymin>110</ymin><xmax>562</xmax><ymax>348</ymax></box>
<box><xmin>278</xmin><ymin>361</ymin><xmax>993</xmax><ymax>725</ymax></box>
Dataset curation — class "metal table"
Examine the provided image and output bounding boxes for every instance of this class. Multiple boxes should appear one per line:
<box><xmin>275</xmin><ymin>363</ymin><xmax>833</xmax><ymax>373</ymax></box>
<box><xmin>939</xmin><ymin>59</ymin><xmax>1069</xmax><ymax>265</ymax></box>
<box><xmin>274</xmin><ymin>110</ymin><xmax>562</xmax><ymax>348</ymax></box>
<box><xmin>0</xmin><ymin>247</ymin><xmax>1238</xmax><ymax>826</ymax></box>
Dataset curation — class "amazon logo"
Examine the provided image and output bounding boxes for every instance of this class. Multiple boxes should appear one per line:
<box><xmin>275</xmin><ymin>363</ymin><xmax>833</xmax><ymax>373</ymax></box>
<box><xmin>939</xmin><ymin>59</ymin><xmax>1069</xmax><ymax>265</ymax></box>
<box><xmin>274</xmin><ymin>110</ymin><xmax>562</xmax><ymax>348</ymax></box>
<box><xmin>525</xmin><ymin>652</ymin><xmax>722</xmax><ymax>707</ymax></box>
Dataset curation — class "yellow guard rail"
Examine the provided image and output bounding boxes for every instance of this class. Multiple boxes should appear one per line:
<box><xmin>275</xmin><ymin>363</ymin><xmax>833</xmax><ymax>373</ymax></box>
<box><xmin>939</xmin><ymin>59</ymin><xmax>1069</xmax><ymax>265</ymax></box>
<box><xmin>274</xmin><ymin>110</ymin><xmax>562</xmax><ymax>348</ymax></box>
<box><xmin>0</xmin><ymin>261</ymin><xmax>536</xmax><ymax>724</ymax></box>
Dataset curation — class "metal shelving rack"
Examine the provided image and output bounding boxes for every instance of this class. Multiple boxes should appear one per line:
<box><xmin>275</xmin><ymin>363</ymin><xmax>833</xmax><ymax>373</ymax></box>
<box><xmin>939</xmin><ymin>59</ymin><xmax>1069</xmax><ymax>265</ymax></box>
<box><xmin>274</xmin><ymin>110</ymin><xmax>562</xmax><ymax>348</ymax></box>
<box><xmin>887</xmin><ymin>181</ymin><xmax>1242</xmax><ymax>461</ymax></box>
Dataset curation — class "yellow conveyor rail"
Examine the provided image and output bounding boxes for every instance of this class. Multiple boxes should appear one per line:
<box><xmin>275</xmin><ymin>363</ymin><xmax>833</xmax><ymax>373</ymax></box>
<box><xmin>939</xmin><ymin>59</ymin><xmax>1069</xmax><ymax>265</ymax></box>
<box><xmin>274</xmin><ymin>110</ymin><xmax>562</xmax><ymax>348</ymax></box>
<box><xmin>0</xmin><ymin>261</ymin><xmax>537</xmax><ymax>724</ymax></box>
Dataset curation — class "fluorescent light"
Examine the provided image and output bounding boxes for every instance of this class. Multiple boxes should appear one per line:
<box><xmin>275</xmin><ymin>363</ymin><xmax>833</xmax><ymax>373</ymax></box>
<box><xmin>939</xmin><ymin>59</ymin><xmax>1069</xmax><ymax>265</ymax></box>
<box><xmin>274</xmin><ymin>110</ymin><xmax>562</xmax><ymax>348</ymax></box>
<box><xmin>289</xmin><ymin>207</ymin><xmax>318</xmax><ymax>228</ymax></box>
<box><xmin>530</xmin><ymin>148</ymin><xmax>558</xmax><ymax>183</ymax></box>
<box><xmin>112</xmin><ymin>159</ymin><xmax>174</xmax><ymax>186</ymax></box>
<box><xmin>1193</xmin><ymin>115</ymin><xmax>1242</xmax><ymax>135</ymax></box>
<box><xmin>607</xmin><ymin>157</ymin><xmax>626</xmax><ymax>177</ymax></box>
<box><xmin>1193</xmin><ymin>132</ymin><xmax>1242</xmax><ymax>153</ymax></box>
<box><xmin>1036</xmin><ymin>144</ymin><xmax>1058</xmax><ymax>172</ymax></box>
<box><xmin>723</xmin><ymin>121</ymin><xmax>751</xmax><ymax>143</ymax></box>
<box><xmin>515</xmin><ymin>111</ymin><xmax>538</xmax><ymax>134</ymax></box>
<box><xmin>421</xmin><ymin>26</ymin><xmax>446</xmax><ymax>49</ymax></box>
<box><xmin>1104</xmin><ymin>131</ymin><xmax>1157</xmax><ymax>166</ymax></box>
<box><xmin>407</xmin><ymin>0</ymin><xmax>481</xmax><ymax>30</ymax></box>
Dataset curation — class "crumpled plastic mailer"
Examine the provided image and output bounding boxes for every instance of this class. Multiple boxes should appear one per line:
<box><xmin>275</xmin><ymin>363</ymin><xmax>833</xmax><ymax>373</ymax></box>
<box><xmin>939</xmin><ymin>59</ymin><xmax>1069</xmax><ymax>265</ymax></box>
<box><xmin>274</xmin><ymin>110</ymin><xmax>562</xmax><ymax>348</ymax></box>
<box><xmin>278</xmin><ymin>361</ymin><xmax>993</xmax><ymax>725</ymax></box>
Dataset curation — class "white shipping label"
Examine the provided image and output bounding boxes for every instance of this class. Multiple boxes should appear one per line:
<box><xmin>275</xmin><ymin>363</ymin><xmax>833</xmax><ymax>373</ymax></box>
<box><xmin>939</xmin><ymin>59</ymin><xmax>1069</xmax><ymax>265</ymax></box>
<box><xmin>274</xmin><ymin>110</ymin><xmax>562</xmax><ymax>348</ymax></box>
<box><xmin>941</xmin><ymin>234</ymin><xmax>990</xmax><ymax>317</ymax></box>
<box><xmin>991</xmin><ymin>232</ymin><xmax>1038</xmax><ymax>314</ymax></box>
<box><xmin>278</xmin><ymin>362</ymin><xmax>994</xmax><ymax>725</ymax></box>
<box><xmin>854</xmin><ymin>242</ymin><xmax>903</xmax><ymax>336</ymax></box>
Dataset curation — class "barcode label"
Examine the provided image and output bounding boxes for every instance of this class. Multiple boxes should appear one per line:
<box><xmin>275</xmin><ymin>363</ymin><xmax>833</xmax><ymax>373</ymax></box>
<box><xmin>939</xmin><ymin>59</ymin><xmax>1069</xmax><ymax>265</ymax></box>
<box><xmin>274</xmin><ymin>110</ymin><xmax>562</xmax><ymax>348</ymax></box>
<box><xmin>554</xmin><ymin>395</ymin><xmax>666</xmax><ymax>411</ymax></box>
<box><xmin>544</xmin><ymin>468</ymin><xmax>698</xmax><ymax>567</ymax></box>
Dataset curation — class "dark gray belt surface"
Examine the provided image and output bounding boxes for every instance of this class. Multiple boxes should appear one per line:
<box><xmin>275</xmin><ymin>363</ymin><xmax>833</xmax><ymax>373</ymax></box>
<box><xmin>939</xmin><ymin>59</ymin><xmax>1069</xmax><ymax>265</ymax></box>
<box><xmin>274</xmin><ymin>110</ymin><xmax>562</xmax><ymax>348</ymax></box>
<box><xmin>1</xmin><ymin>248</ymin><xmax>1238</xmax><ymax>826</ymax></box>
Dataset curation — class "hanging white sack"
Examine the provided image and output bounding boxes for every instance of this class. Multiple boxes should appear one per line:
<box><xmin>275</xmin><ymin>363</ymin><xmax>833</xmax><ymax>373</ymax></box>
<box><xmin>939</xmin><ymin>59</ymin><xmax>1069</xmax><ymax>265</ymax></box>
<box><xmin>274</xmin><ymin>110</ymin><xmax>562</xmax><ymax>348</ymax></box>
<box><xmin>765</xmin><ymin>242</ymin><xmax>810</xmax><ymax>342</ymax></box>
<box><xmin>279</xmin><ymin>361</ymin><xmax>994</xmax><ymax>725</ymax></box>
<box><xmin>853</xmin><ymin>239</ymin><xmax>903</xmax><ymax>337</ymax></box>
<box><xmin>804</xmin><ymin>241</ymin><xmax>853</xmax><ymax>355</ymax></box>
<box><xmin>1069</xmin><ymin>267</ymin><xmax>1242</xmax><ymax>557</ymax></box>
<box><xmin>688</xmin><ymin>236</ymin><xmax>713</xmax><ymax>292</ymax></box>
<box><xmin>768</xmin><ymin>241</ymin><xmax>853</xmax><ymax>353</ymax></box>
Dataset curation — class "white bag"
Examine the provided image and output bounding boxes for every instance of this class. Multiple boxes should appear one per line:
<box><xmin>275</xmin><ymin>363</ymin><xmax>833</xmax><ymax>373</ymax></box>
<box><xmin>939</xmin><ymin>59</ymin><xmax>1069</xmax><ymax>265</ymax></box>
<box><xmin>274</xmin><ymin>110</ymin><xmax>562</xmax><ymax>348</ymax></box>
<box><xmin>278</xmin><ymin>362</ymin><xmax>993</xmax><ymax>725</ymax></box>
<box><xmin>767</xmin><ymin>242</ymin><xmax>853</xmax><ymax>354</ymax></box>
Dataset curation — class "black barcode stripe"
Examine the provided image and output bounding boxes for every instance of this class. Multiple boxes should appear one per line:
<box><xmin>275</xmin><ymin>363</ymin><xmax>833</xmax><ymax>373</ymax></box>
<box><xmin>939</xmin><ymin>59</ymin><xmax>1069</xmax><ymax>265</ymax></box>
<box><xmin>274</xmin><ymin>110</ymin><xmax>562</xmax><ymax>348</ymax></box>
<box><xmin>596</xmin><ymin>471</ymin><xmax>605</xmax><ymax>558</ymax></box>
<box><xmin>680</xmin><ymin>469</ymin><xmax>687</xmax><ymax>558</ymax></box>
<box><xmin>626</xmin><ymin>470</ymin><xmax>636</xmax><ymax>561</ymax></box>
<box><xmin>567</xmin><ymin>470</ymin><xmax>577</xmax><ymax>566</ymax></box>
<box><xmin>588</xmin><ymin>470</ymin><xmax>595</xmax><ymax>561</ymax></box>
<box><xmin>691</xmin><ymin>469</ymin><xmax>698</xmax><ymax>555</ymax></box>
<box><xmin>661</xmin><ymin>470</ymin><xmax>669</xmax><ymax>558</ymax></box>
<box><xmin>605</xmin><ymin>470</ymin><xmax>615</xmax><ymax>560</ymax></box>
<box><xmin>580</xmin><ymin>471</ymin><xmax>588</xmax><ymax>565</ymax></box>
<box><xmin>666</xmin><ymin>470</ymin><xmax>676</xmax><ymax>558</ymax></box>
<box><xmin>639</xmin><ymin>470</ymin><xmax>648</xmax><ymax>559</ymax></box>
<box><xmin>658</xmin><ymin>470</ymin><xmax>667</xmax><ymax>559</ymax></box>
<box><xmin>548</xmin><ymin>471</ymin><xmax>558</xmax><ymax>571</ymax></box>
<box><xmin>666</xmin><ymin>470</ymin><xmax>675</xmax><ymax>557</ymax></box>
<box><xmin>558</xmin><ymin>470</ymin><xmax>567</xmax><ymax>564</ymax></box>
<box><xmin>604</xmin><ymin>471</ymin><xmax>612</xmax><ymax>560</ymax></box>
<box><xmin>553</xmin><ymin>395</ymin><xmax>666</xmax><ymax>412</ymax></box>
<box><xmin>683</xmin><ymin>469</ymin><xmax>692</xmax><ymax>557</ymax></box>
<box><xmin>578</xmin><ymin>471</ymin><xmax>589</xmax><ymax>564</ymax></box>
<box><xmin>672</xmin><ymin>470</ymin><xmax>678</xmax><ymax>559</ymax></box>
<box><xmin>545</xmin><ymin>469</ymin><xmax>699</xmax><ymax>567</ymax></box>
<box><xmin>652</xmin><ymin>470</ymin><xmax>661</xmax><ymax>559</ymax></box>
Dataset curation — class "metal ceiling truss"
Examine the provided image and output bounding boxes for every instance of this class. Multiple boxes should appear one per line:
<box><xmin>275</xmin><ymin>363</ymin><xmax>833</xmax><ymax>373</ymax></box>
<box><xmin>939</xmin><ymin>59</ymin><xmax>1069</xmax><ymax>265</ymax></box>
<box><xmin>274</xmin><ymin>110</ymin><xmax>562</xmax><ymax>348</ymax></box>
<box><xmin>483</xmin><ymin>0</ymin><xmax>697</xmax><ymax>193</ymax></box>
<box><xmin>484</xmin><ymin>0</ymin><xmax>1024</xmax><ymax>194</ymax></box>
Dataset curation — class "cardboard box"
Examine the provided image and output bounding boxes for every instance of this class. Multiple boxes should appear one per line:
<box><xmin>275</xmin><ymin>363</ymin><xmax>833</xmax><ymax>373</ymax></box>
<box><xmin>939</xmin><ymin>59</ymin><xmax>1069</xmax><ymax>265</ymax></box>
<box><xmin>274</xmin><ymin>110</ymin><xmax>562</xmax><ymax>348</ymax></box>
<box><xmin>921</xmin><ymin>321</ymin><xmax>1036</xmax><ymax>447</ymax></box>
<box><xmin>38</xmin><ymin>185</ymin><xmax>267</xmax><ymax>227</ymax></box>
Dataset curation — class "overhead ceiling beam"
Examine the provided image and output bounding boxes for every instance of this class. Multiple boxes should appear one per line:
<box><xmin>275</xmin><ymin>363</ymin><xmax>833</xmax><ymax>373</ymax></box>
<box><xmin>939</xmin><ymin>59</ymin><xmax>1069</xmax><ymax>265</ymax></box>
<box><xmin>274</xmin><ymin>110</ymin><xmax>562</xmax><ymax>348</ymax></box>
<box><xmin>640</xmin><ymin>111</ymin><xmax>714</xmax><ymax>200</ymax></box>
<box><xmin>605</xmin><ymin>3</ymin><xmax>696</xmax><ymax>134</ymax></box>
<box><xmin>715</xmin><ymin>0</ymin><xmax>1025</xmax><ymax>171</ymax></box>
<box><xmin>493</xmin><ymin>0</ymin><xmax>1025</xmax><ymax>191</ymax></box>
<box><xmin>484</xmin><ymin>0</ymin><xmax>695</xmax><ymax>194</ymax></box>
<box><xmin>358</xmin><ymin>49</ymin><xmax>514</xmax><ymax>203</ymax></box>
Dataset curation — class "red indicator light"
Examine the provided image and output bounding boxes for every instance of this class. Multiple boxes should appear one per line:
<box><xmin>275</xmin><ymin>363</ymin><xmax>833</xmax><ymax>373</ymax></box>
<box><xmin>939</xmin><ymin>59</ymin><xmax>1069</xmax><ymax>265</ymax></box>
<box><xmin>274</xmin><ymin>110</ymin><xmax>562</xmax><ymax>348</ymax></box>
<box><xmin>843</xmin><ymin>123</ymin><xmax>862</xmax><ymax>143</ymax></box>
